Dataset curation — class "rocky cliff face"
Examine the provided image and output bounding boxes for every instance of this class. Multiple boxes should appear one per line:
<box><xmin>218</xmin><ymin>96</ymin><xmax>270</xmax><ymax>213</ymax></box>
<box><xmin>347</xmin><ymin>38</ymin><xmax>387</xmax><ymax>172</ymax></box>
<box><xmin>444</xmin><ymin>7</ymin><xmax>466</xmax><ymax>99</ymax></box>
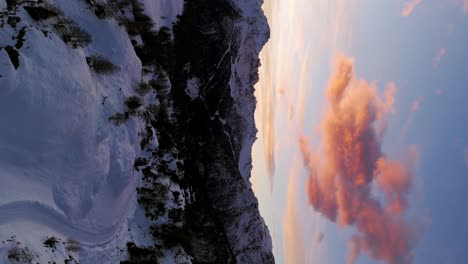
<box><xmin>170</xmin><ymin>0</ymin><xmax>273</xmax><ymax>262</ymax></box>
<box><xmin>0</xmin><ymin>0</ymin><xmax>272</xmax><ymax>263</ymax></box>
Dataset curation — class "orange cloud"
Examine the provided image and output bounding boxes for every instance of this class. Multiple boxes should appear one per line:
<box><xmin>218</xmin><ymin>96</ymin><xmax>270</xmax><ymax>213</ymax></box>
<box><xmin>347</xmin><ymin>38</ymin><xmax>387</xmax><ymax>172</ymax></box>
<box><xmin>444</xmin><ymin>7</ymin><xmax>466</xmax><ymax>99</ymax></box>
<box><xmin>402</xmin><ymin>0</ymin><xmax>423</xmax><ymax>17</ymax></box>
<box><xmin>376</xmin><ymin>153</ymin><xmax>418</xmax><ymax>214</ymax></box>
<box><xmin>300</xmin><ymin>55</ymin><xmax>420</xmax><ymax>264</ymax></box>
<box><xmin>433</xmin><ymin>48</ymin><xmax>446</xmax><ymax>67</ymax></box>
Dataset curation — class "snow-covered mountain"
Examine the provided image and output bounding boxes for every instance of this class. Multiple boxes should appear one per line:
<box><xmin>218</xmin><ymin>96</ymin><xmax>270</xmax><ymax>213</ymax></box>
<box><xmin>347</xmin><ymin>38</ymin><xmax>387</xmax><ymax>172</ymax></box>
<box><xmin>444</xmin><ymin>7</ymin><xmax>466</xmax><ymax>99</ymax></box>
<box><xmin>0</xmin><ymin>0</ymin><xmax>272</xmax><ymax>263</ymax></box>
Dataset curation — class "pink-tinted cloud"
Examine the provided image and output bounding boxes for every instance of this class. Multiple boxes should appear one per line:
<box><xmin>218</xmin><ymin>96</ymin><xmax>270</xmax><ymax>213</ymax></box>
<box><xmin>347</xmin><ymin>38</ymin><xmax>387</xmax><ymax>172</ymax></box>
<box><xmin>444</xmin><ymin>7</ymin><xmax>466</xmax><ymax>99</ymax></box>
<box><xmin>300</xmin><ymin>55</ymin><xmax>420</xmax><ymax>264</ymax></box>
<box><xmin>411</xmin><ymin>97</ymin><xmax>423</xmax><ymax>112</ymax></box>
<box><xmin>433</xmin><ymin>48</ymin><xmax>447</xmax><ymax>67</ymax></box>
<box><xmin>402</xmin><ymin>0</ymin><xmax>423</xmax><ymax>17</ymax></box>
<box><xmin>288</xmin><ymin>104</ymin><xmax>295</xmax><ymax>120</ymax></box>
<box><xmin>398</xmin><ymin>97</ymin><xmax>423</xmax><ymax>143</ymax></box>
<box><xmin>376</xmin><ymin>154</ymin><xmax>417</xmax><ymax>214</ymax></box>
<box><xmin>448</xmin><ymin>0</ymin><xmax>468</xmax><ymax>13</ymax></box>
<box><xmin>279</xmin><ymin>87</ymin><xmax>286</xmax><ymax>95</ymax></box>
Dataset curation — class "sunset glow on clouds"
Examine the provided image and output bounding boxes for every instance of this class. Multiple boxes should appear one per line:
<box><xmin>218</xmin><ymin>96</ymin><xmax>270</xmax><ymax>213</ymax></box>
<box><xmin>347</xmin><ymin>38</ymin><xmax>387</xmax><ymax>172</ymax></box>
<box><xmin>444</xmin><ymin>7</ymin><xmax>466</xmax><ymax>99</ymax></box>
<box><xmin>253</xmin><ymin>0</ymin><xmax>355</xmax><ymax>262</ymax></box>
<box><xmin>255</xmin><ymin>0</ymin><xmax>277</xmax><ymax>180</ymax></box>
<box><xmin>462</xmin><ymin>0</ymin><xmax>468</xmax><ymax>11</ymax></box>
<box><xmin>411</xmin><ymin>97</ymin><xmax>423</xmax><ymax>112</ymax></box>
<box><xmin>252</xmin><ymin>0</ymin><xmax>468</xmax><ymax>263</ymax></box>
<box><xmin>298</xmin><ymin>55</ymin><xmax>420</xmax><ymax>264</ymax></box>
<box><xmin>402</xmin><ymin>0</ymin><xmax>423</xmax><ymax>17</ymax></box>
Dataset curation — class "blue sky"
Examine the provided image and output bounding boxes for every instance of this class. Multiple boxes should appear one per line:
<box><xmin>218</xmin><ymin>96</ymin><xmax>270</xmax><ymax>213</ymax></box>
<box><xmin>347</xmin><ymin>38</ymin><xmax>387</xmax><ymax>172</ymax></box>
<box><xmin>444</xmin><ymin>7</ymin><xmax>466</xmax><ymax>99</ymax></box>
<box><xmin>252</xmin><ymin>1</ymin><xmax>468</xmax><ymax>263</ymax></box>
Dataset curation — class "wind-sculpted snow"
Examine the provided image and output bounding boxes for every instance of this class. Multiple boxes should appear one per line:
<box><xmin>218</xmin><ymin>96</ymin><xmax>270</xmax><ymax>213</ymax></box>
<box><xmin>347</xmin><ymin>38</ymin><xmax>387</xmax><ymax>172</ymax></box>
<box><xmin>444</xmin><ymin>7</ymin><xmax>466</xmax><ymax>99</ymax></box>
<box><xmin>0</xmin><ymin>0</ymin><xmax>148</xmax><ymax>261</ymax></box>
<box><xmin>0</xmin><ymin>201</ymin><xmax>118</xmax><ymax>244</ymax></box>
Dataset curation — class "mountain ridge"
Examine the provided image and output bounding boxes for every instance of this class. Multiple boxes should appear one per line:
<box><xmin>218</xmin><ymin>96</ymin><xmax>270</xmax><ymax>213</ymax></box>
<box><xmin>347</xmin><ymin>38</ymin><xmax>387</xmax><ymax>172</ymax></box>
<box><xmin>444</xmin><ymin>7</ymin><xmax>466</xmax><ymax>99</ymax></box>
<box><xmin>0</xmin><ymin>0</ymin><xmax>272</xmax><ymax>263</ymax></box>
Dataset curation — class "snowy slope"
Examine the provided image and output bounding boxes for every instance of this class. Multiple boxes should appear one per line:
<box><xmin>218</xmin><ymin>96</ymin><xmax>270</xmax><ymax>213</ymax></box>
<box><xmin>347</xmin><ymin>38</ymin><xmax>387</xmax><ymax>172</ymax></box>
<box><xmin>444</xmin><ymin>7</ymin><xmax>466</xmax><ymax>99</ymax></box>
<box><xmin>0</xmin><ymin>0</ymin><xmax>272</xmax><ymax>263</ymax></box>
<box><xmin>141</xmin><ymin>0</ymin><xmax>183</xmax><ymax>30</ymax></box>
<box><xmin>0</xmin><ymin>0</ymin><xmax>181</xmax><ymax>263</ymax></box>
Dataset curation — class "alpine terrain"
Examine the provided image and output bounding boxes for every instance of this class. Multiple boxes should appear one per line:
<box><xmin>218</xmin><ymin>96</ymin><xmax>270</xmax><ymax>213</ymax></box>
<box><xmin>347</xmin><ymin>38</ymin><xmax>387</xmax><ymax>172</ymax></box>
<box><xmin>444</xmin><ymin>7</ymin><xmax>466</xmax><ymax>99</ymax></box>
<box><xmin>0</xmin><ymin>0</ymin><xmax>273</xmax><ymax>263</ymax></box>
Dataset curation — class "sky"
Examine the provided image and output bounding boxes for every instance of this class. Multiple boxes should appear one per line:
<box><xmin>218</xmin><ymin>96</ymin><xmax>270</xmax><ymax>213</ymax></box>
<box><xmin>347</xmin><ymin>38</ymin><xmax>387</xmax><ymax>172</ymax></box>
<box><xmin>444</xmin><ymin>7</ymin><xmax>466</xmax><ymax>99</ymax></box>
<box><xmin>251</xmin><ymin>0</ymin><xmax>468</xmax><ymax>264</ymax></box>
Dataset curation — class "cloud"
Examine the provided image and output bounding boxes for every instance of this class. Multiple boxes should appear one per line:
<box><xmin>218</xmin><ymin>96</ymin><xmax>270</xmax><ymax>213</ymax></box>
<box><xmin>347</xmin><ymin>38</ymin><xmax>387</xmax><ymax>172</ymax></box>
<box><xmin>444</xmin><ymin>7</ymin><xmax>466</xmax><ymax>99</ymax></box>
<box><xmin>402</xmin><ymin>0</ymin><xmax>423</xmax><ymax>17</ymax></box>
<box><xmin>300</xmin><ymin>55</ymin><xmax>420</xmax><ymax>264</ymax></box>
<box><xmin>284</xmin><ymin>169</ymin><xmax>306</xmax><ymax>264</ymax></box>
<box><xmin>288</xmin><ymin>104</ymin><xmax>295</xmax><ymax>120</ymax></box>
<box><xmin>411</xmin><ymin>97</ymin><xmax>423</xmax><ymax>112</ymax></box>
<box><xmin>284</xmin><ymin>162</ymin><xmax>328</xmax><ymax>264</ymax></box>
<box><xmin>257</xmin><ymin>42</ymin><xmax>276</xmax><ymax>179</ymax></box>
<box><xmin>447</xmin><ymin>0</ymin><xmax>468</xmax><ymax>13</ymax></box>
<box><xmin>433</xmin><ymin>48</ymin><xmax>446</xmax><ymax>67</ymax></box>
<box><xmin>279</xmin><ymin>87</ymin><xmax>286</xmax><ymax>95</ymax></box>
<box><xmin>376</xmin><ymin>154</ymin><xmax>417</xmax><ymax>214</ymax></box>
<box><xmin>398</xmin><ymin>97</ymin><xmax>423</xmax><ymax>143</ymax></box>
